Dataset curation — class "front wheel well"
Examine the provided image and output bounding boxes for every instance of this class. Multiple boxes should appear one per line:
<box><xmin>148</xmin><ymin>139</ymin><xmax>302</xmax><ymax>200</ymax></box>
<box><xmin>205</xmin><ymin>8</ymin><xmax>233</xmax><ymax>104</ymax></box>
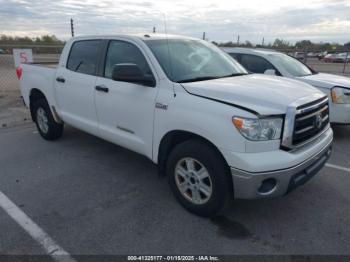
<box><xmin>157</xmin><ymin>130</ymin><xmax>230</xmax><ymax>176</ymax></box>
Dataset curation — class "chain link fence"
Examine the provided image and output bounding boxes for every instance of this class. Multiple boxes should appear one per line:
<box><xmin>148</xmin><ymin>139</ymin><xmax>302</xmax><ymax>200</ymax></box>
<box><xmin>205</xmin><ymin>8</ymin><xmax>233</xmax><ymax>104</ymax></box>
<box><xmin>275</xmin><ymin>49</ymin><xmax>350</xmax><ymax>76</ymax></box>
<box><xmin>307</xmin><ymin>56</ymin><xmax>350</xmax><ymax>76</ymax></box>
<box><xmin>0</xmin><ymin>44</ymin><xmax>62</xmax><ymax>91</ymax></box>
<box><xmin>0</xmin><ymin>44</ymin><xmax>62</xmax><ymax>127</ymax></box>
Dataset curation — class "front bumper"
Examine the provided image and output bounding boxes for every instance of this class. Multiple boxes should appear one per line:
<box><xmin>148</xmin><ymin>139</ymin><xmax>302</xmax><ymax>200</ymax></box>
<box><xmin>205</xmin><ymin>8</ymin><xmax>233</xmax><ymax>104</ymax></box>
<box><xmin>231</xmin><ymin>140</ymin><xmax>332</xmax><ymax>199</ymax></box>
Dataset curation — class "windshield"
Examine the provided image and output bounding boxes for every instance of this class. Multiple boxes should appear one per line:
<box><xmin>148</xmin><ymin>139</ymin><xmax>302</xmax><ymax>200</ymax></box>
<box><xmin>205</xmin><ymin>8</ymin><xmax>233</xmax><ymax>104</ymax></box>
<box><xmin>269</xmin><ymin>53</ymin><xmax>315</xmax><ymax>77</ymax></box>
<box><xmin>144</xmin><ymin>39</ymin><xmax>248</xmax><ymax>83</ymax></box>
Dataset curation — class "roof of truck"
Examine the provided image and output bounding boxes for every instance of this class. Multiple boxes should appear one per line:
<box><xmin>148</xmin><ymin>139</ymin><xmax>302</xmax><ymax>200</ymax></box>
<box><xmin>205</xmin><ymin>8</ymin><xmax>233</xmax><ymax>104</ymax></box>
<box><xmin>69</xmin><ymin>34</ymin><xmax>198</xmax><ymax>41</ymax></box>
<box><xmin>222</xmin><ymin>47</ymin><xmax>278</xmax><ymax>55</ymax></box>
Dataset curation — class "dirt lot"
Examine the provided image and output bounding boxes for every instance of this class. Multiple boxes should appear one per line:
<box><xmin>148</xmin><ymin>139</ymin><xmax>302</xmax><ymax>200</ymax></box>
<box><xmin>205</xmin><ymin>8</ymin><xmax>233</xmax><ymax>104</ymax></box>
<box><xmin>0</xmin><ymin>55</ymin><xmax>28</xmax><ymax>127</ymax></box>
<box><xmin>0</xmin><ymin>54</ymin><xmax>59</xmax><ymax>128</ymax></box>
<box><xmin>0</xmin><ymin>54</ymin><xmax>349</xmax><ymax>128</ymax></box>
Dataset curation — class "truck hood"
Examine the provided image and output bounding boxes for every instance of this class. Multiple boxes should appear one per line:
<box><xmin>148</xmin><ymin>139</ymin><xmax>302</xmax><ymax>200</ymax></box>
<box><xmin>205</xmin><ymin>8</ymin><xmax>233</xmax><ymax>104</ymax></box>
<box><xmin>297</xmin><ymin>73</ymin><xmax>350</xmax><ymax>89</ymax></box>
<box><xmin>181</xmin><ymin>74</ymin><xmax>321</xmax><ymax>115</ymax></box>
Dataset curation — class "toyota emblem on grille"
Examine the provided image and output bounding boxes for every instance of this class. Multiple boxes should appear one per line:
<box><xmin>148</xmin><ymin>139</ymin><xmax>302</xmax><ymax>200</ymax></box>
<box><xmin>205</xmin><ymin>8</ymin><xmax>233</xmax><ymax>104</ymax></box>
<box><xmin>314</xmin><ymin>113</ymin><xmax>323</xmax><ymax>129</ymax></box>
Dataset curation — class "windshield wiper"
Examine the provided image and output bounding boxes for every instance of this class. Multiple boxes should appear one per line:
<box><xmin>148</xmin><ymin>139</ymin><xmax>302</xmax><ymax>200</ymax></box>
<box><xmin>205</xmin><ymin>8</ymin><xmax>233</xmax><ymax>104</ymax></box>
<box><xmin>218</xmin><ymin>73</ymin><xmax>248</xmax><ymax>78</ymax></box>
<box><xmin>177</xmin><ymin>76</ymin><xmax>221</xmax><ymax>83</ymax></box>
<box><xmin>177</xmin><ymin>73</ymin><xmax>248</xmax><ymax>83</ymax></box>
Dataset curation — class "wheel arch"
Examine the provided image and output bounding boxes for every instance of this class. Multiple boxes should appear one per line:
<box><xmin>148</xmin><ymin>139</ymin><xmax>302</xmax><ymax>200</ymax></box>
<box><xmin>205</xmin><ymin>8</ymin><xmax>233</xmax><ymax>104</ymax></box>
<box><xmin>29</xmin><ymin>88</ymin><xmax>48</xmax><ymax>121</ymax></box>
<box><xmin>29</xmin><ymin>88</ymin><xmax>62</xmax><ymax>124</ymax></box>
<box><xmin>156</xmin><ymin>130</ymin><xmax>230</xmax><ymax>177</ymax></box>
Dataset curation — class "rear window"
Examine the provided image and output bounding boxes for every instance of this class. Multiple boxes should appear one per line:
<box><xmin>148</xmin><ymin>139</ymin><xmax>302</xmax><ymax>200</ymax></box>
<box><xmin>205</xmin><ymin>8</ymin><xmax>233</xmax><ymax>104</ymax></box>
<box><xmin>239</xmin><ymin>54</ymin><xmax>277</xmax><ymax>74</ymax></box>
<box><xmin>67</xmin><ymin>40</ymin><xmax>101</xmax><ymax>75</ymax></box>
<box><xmin>228</xmin><ymin>53</ymin><xmax>239</xmax><ymax>60</ymax></box>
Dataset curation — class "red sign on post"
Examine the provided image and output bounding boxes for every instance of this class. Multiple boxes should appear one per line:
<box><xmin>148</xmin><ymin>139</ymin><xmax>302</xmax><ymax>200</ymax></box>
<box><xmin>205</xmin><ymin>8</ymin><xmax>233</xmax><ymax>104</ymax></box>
<box><xmin>13</xmin><ymin>49</ymin><xmax>33</xmax><ymax>67</ymax></box>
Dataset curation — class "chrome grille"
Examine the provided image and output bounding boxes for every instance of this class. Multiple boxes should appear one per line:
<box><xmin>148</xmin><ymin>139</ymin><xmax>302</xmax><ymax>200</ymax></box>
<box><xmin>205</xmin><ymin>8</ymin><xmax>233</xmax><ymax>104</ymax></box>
<box><xmin>293</xmin><ymin>97</ymin><xmax>329</xmax><ymax>146</ymax></box>
<box><xmin>281</xmin><ymin>94</ymin><xmax>330</xmax><ymax>150</ymax></box>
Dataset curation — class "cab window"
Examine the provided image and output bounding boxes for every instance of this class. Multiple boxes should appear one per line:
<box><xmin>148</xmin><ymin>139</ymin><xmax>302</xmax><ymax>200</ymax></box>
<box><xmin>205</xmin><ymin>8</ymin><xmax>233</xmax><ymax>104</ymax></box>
<box><xmin>104</xmin><ymin>40</ymin><xmax>153</xmax><ymax>79</ymax></box>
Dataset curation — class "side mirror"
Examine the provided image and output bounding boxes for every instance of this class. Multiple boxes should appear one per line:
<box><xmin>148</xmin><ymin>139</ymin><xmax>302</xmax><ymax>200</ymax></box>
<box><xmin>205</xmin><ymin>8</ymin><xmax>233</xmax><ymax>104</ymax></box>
<box><xmin>264</xmin><ymin>69</ymin><xmax>276</xmax><ymax>76</ymax></box>
<box><xmin>112</xmin><ymin>63</ymin><xmax>155</xmax><ymax>87</ymax></box>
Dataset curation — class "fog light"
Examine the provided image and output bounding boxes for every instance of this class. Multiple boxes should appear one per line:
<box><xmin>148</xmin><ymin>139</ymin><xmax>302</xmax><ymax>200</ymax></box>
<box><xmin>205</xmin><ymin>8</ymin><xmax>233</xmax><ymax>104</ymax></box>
<box><xmin>258</xmin><ymin>178</ymin><xmax>277</xmax><ymax>194</ymax></box>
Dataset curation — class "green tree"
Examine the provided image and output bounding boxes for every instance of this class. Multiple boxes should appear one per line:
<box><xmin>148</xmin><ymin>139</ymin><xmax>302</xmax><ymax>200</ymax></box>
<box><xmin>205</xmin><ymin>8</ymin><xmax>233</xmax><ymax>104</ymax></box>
<box><xmin>243</xmin><ymin>40</ymin><xmax>253</xmax><ymax>47</ymax></box>
<box><xmin>272</xmin><ymin>38</ymin><xmax>291</xmax><ymax>49</ymax></box>
<box><xmin>295</xmin><ymin>40</ymin><xmax>313</xmax><ymax>50</ymax></box>
<box><xmin>0</xmin><ymin>34</ymin><xmax>62</xmax><ymax>44</ymax></box>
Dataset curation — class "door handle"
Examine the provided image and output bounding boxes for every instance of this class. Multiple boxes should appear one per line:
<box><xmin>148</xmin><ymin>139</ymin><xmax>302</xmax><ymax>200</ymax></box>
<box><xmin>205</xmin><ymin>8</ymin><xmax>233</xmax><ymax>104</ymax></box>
<box><xmin>56</xmin><ymin>77</ymin><xmax>65</xmax><ymax>83</ymax></box>
<box><xmin>95</xmin><ymin>85</ymin><xmax>109</xmax><ymax>93</ymax></box>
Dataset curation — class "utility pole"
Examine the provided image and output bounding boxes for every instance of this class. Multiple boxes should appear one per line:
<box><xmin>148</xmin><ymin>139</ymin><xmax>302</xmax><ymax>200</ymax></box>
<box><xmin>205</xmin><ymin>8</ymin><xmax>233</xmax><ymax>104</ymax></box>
<box><xmin>343</xmin><ymin>51</ymin><xmax>349</xmax><ymax>74</ymax></box>
<box><xmin>153</xmin><ymin>27</ymin><xmax>156</xmax><ymax>33</ymax></box>
<box><xmin>70</xmin><ymin>18</ymin><xmax>74</xmax><ymax>37</ymax></box>
<box><xmin>262</xmin><ymin>37</ymin><xmax>265</xmax><ymax>46</ymax></box>
<box><xmin>202</xmin><ymin>32</ymin><xmax>206</xmax><ymax>40</ymax></box>
<box><xmin>237</xmin><ymin>35</ymin><xmax>240</xmax><ymax>46</ymax></box>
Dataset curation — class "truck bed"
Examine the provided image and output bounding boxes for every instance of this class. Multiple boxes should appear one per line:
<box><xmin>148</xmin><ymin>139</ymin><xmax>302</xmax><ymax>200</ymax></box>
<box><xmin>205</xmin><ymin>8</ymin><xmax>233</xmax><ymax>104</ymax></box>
<box><xmin>20</xmin><ymin>63</ymin><xmax>58</xmax><ymax>107</ymax></box>
<box><xmin>27</xmin><ymin>62</ymin><xmax>58</xmax><ymax>69</ymax></box>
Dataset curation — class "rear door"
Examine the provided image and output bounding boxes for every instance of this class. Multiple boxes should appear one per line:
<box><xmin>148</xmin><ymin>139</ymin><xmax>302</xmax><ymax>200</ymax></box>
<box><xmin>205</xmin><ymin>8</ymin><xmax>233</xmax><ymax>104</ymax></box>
<box><xmin>54</xmin><ymin>40</ymin><xmax>102</xmax><ymax>135</ymax></box>
<box><xmin>94</xmin><ymin>39</ymin><xmax>159</xmax><ymax>157</ymax></box>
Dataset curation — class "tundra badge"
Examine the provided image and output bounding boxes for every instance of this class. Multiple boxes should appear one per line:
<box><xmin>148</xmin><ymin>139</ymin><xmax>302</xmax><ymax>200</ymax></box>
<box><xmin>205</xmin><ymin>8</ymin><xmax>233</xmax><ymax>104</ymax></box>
<box><xmin>155</xmin><ymin>102</ymin><xmax>168</xmax><ymax>110</ymax></box>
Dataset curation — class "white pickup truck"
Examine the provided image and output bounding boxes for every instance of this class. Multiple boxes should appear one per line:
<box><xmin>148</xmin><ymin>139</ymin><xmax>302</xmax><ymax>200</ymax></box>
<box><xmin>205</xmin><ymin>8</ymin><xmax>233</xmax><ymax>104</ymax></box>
<box><xmin>19</xmin><ymin>34</ymin><xmax>333</xmax><ymax>217</ymax></box>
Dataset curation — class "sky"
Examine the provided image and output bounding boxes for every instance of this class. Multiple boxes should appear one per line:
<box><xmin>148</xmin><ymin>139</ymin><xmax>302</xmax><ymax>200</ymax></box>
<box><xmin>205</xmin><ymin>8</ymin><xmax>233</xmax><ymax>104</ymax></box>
<box><xmin>0</xmin><ymin>0</ymin><xmax>350</xmax><ymax>44</ymax></box>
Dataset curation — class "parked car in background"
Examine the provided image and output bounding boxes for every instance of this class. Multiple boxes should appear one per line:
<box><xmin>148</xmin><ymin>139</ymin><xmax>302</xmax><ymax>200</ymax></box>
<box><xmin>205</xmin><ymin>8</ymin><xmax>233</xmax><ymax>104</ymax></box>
<box><xmin>224</xmin><ymin>47</ymin><xmax>350</xmax><ymax>124</ymax></box>
<box><xmin>323</xmin><ymin>53</ymin><xmax>338</xmax><ymax>63</ymax></box>
<box><xmin>307</xmin><ymin>52</ymin><xmax>317</xmax><ymax>58</ymax></box>
<box><xmin>333</xmin><ymin>53</ymin><xmax>350</xmax><ymax>63</ymax></box>
<box><xmin>0</xmin><ymin>48</ymin><xmax>5</xmax><ymax>54</ymax></box>
<box><xmin>317</xmin><ymin>51</ymin><xmax>327</xmax><ymax>60</ymax></box>
<box><xmin>294</xmin><ymin>52</ymin><xmax>306</xmax><ymax>61</ymax></box>
<box><xmin>18</xmin><ymin>35</ymin><xmax>333</xmax><ymax>216</ymax></box>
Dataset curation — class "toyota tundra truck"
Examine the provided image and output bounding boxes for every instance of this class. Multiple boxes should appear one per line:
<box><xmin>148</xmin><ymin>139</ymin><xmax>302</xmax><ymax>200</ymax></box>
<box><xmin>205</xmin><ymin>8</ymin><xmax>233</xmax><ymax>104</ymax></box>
<box><xmin>18</xmin><ymin>34</ymin><xmax>333</xmax><ymax>217</ymax></box>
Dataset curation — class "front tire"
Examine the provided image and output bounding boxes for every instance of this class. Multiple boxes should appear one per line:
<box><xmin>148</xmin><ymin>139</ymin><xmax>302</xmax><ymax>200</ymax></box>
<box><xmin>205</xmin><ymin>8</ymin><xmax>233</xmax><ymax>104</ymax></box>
<box><xmin>33</xmin><ymin>99</ymin><xmax>63</xmax><ymax>140</ymax></box>
<box><xmin>166</xmin><ymin>140</ymin><xmax>233</xmax><ymax>217</ymax></box>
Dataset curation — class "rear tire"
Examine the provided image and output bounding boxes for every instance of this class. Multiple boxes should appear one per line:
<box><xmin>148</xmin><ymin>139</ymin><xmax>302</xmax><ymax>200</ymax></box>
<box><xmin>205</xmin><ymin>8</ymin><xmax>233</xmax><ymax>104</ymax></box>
<box><xmin>33</xmin><ymin>99</ymin><xmax>63</xmax><ymax>140</ymax></box>
<box><xmin>166</xmin><ymin>139</ymin><xmax>233</xmax><ymax>217</ymax></box>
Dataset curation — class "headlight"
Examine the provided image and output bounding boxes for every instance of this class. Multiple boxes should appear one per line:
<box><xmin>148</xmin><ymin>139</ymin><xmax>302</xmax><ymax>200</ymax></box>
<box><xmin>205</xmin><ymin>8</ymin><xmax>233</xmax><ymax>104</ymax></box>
<box><xmin>331</xmin><ymin>87</ymin><xmax>350</xmax><ymax>104</ymax></box>
<box><xmin>232</xmin><ymin>116</ymin><xmax>283</xmax><ymax>141</ymax></box>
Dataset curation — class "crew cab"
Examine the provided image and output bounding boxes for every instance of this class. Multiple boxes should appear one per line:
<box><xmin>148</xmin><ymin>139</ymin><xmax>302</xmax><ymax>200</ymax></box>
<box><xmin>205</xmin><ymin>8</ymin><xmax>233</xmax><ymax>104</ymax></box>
<box><xmin>224</xmin><ymin>47</ymin><xmax>350</xmax><ymax>124</ymax></box>
<box><xmin>19</xmin><ymin>35</ymin><xmax>333</xmax><ymax>217</ymax></box>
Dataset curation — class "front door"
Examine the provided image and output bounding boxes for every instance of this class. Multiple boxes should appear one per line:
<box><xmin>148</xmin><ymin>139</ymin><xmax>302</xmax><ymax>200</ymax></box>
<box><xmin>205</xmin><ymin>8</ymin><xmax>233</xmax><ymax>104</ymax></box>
<box><xmin>94</xmin><ymin>39</ymin><xmax>159</xmax><ymax>157</ymax></box>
